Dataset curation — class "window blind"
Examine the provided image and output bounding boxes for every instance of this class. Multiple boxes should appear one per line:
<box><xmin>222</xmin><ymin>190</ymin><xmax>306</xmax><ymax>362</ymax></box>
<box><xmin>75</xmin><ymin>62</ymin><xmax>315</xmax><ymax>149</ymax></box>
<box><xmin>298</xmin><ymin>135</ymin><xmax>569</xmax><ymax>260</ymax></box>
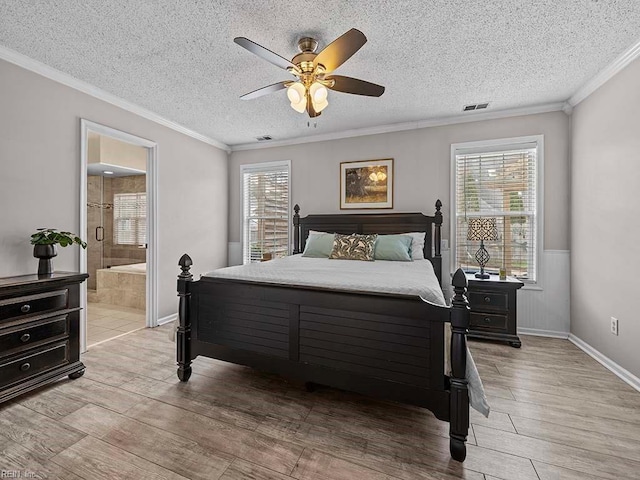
<box><xmin>113</xmin><ymin>192</ymin><xmax>147</xmax><ymax>246</ymax></box>
<box><xmin>454</xmin><ymin>147</ymin><xmax>538</xmax><ymax>282</ymax></box>
<box><xmin>242</xmin><ymin>164</ymin><xmax>290</xmax><ymax>264</ymax></box>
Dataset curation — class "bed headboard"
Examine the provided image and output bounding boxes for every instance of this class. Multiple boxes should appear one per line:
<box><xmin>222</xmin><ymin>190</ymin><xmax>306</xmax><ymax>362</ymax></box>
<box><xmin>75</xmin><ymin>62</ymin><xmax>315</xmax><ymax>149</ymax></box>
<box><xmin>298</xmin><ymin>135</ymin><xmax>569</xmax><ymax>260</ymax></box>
<box><xmin>292</xmin><ymin>200</ymin><xmax>443</xmax><ymax>283</ymax></box>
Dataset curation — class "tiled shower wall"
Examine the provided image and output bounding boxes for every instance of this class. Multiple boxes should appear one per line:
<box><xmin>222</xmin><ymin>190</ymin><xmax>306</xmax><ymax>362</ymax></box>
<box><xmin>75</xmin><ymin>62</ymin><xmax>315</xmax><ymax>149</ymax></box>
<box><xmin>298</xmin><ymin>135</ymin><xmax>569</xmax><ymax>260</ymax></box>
<box><xmin>87</xmin><ymin>174</ymin><xmax>146</xmax><ymax>290</ymax></box>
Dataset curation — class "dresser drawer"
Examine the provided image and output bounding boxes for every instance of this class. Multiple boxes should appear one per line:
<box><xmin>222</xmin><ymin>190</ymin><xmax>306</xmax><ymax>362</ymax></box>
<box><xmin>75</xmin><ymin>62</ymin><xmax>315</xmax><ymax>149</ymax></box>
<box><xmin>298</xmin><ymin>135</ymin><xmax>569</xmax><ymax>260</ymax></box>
<box><xmin>468</xmin><ymin>291</ymin><xmax>508</xmax><ymax>312</ymax></box>
<box><xmin>0</xmin><ymin>289</ymin><xmax>68</xmax><ymax>322</ymax></box>
<box><xmin>470</xmin><ymin>312</ymin><xmax>507</xmax><ymax>331</ymax></box>
<box><xmin>0</xmin><ymin>315</ymin><xmax>68</xmax><ymax>356</ymax></box>
<box><xmin>0</xmin><ymin>342</ymin><xmax>69</xmax><ymax>389</ymax></box>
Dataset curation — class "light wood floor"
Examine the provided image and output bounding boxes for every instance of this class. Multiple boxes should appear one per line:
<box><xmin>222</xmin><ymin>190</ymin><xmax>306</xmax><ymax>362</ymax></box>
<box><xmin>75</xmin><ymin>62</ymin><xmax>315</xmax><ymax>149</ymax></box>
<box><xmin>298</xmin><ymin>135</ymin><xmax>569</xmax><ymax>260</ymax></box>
<box><xmin>1</xmin><ymin>327</ymin><xmax>639</xmax><ymax>480</ymax></box>
<box><xmin>86</xmin><ymin>302</ymin><xmax>146</xmax><ymax>346</ymax></box>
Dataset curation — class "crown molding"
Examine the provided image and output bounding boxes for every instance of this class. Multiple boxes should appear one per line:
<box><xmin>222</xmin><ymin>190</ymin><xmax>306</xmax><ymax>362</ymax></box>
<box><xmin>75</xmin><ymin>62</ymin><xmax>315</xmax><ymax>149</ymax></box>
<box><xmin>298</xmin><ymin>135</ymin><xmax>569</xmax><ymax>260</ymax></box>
<box><xmin>0</xmin><ymin>45</ymin><xmax>231</xmax><ymax>152</ymax></box>
<box><xmin>230</xmin><ymin>102</ymin><xmax>565</xmax><ymax>151</ymax></box>
<box><xmin>568</xmin><ymin>37</ymin><xmax>640</xmax><ymax>107</ymax></box>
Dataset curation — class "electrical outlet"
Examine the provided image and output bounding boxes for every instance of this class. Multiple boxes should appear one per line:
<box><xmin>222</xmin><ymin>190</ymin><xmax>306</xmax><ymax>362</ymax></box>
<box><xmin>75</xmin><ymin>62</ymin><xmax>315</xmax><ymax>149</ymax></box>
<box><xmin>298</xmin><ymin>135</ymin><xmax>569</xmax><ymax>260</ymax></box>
<box><xmin>611</xmin><ymin>317</ymin><xmax>619</xmax><ymax>336</ymax></box>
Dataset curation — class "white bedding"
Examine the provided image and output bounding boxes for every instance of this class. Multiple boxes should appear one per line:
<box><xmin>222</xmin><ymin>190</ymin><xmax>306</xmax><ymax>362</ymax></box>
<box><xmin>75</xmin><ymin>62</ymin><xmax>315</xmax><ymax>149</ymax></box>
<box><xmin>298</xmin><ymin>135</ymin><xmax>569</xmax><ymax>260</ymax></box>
<box><xmin>203</xmin><ymin>255</ymin><xmax>490</xmax><ymax>416</ymax></box>
<box><xmin>205</xmin><ymin>255</ymin><xmax>446</xmax><ymax>305</ymax></box>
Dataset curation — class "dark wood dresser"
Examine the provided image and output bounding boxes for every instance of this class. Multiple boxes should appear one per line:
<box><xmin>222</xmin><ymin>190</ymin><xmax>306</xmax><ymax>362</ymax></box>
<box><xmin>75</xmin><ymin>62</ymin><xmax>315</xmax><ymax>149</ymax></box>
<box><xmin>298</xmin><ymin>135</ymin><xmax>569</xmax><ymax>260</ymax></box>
<box><xmin>465</xmin><ymin>273</ymin><xmax>524</xmax><ymax>348</ymax></box>
<box><xmin>0</xmin><ymin>272</ymin><xmax>88</xmax><ymax>403</ymax></box>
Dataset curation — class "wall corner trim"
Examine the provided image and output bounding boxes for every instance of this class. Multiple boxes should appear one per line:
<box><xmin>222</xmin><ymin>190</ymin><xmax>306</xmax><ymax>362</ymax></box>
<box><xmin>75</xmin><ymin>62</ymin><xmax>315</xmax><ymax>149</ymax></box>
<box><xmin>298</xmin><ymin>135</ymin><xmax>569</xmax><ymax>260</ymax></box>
<box><xmin>568</xmin><ymin>334</ymin><xmax>640</xmax><ymax>393</ymax></box>
<box><xmin>0</xmin><ymin>45</ymin><xmax>230</xmax><ymax>152</ymax></box>
<box><xmin>568</xmin><ymin>37</ymin><xmax>640</xmax><ymax>107</ymax></box>
<box><xmin>158</xmin><ymin>313</ymin><xmax>178</xmax><ymax>326</ymax></box>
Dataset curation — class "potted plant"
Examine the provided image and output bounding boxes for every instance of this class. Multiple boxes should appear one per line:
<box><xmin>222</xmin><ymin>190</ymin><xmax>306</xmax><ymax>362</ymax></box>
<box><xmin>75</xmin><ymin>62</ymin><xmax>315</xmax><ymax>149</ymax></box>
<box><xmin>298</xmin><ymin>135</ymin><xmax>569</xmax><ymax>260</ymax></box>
<box><xmin>30</xmin><ymin>228</ymin><xmax>87</xmax><ymax>276</ymax></box>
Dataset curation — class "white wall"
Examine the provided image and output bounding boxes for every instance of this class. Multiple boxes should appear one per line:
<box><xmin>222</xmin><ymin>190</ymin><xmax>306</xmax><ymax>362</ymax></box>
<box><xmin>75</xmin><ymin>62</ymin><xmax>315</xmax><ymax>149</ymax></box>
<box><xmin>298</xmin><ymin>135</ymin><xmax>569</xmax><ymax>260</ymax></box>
<box><xmin>229</xmin><ymin>111</ymin><xmax>571</xmax><ymax>333</ymax></box>
<box><xmin>0</xmin><ymin>59</ymin><xmax>228</xmax><ymax>320</ymax></box>
<box><xmin>571</xmin><ymin>56</ymin><xmax>640</xmax><ymax>377</ymax></box>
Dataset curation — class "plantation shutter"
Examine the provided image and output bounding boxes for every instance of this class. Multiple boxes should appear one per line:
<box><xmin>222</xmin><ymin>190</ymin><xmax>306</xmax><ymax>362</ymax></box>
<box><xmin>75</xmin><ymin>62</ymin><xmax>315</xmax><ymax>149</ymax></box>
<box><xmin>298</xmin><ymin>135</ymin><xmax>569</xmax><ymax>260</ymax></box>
<box><xmin>454</xmin><ymin>145</ymin><xmax>538</xmax><ymax>282</ymax></box>
<box><xmin>242</xmin><ymin>163</ymin><xmax>290</xmax><ymax>264</ymax></box>
<box><xmin>114</xmin><ymin>193</ymin><xmax>147</xmax><ymax>245</ymax></box>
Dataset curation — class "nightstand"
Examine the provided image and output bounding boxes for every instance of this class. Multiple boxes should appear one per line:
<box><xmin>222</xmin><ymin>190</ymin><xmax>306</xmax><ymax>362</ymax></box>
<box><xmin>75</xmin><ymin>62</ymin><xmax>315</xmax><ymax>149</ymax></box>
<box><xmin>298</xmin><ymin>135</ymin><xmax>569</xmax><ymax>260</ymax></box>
<box><xmin>464</xmin><ymin>273</ymin><xmax>524</xmax><ymax>348</ymax></box>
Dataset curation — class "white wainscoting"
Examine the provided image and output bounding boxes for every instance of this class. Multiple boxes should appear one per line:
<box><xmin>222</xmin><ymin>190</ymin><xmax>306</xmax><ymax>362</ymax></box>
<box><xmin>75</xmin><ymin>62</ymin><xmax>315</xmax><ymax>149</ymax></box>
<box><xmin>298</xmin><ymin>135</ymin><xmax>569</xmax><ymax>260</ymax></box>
<box><xmin>518</xmin><ymin>250</ymin><xmax>570</xmax><ymax>337</ymax></box>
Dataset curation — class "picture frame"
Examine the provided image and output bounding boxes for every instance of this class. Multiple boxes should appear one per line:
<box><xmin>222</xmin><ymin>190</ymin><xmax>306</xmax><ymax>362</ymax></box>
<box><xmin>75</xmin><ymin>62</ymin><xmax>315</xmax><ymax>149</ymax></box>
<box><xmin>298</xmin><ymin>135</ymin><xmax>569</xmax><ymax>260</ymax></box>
<box><xmin>340</xmin><ymin>158</ymin><xmax>394</xmax><ymax>209</ymax></box>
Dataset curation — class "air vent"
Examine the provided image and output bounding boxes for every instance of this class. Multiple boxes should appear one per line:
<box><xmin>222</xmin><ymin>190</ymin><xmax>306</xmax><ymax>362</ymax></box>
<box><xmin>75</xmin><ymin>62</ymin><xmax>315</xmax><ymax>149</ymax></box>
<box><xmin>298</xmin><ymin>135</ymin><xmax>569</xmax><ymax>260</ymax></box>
<box><xmin>463</xmin><ymin>102</ymin><xmax>490</xmax><ymax>112</ymax></box>
<box><xmin>256</xmin><ymin>135</ymin><xmax>272</xmax><ymax>141</ymax></box>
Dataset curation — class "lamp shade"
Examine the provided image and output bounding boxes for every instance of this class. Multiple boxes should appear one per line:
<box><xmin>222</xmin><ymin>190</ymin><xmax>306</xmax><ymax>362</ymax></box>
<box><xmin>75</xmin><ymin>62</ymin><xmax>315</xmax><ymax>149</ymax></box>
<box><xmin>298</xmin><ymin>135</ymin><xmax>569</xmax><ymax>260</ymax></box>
<box><xmin>309</xmin><ymin>82</ymin><xmax>328</xmax><ymax>102</ymax></box>
<box><xmin>287</xmin><ymin>82</ymin><xmax>306</xmax><ymax>104</ymax></box>
<box><xmin>467</xmin><ymin>217</ymin><xmax>498</xmax><ymax>241</ymax></box>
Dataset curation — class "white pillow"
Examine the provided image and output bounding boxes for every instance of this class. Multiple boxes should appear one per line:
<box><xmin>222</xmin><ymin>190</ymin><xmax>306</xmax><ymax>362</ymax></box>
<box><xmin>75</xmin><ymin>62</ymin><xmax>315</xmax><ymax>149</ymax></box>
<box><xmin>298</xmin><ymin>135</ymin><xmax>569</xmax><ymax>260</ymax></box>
<box><xmin>403</xmin><ymin>232</ymin><xmax>426</xmax><ymax>260</ymax></box>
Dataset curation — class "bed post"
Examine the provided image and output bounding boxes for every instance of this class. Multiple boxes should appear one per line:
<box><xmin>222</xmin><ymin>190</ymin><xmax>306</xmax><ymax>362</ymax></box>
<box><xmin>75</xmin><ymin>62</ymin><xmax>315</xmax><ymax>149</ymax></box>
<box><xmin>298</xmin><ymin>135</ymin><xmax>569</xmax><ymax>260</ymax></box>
<box><xmin>449</xmin><ymin>268</ymin><xmax>470</xmax><ymax>462</ymax></box>
<box><xmin>176</xmin><ymin>254</ymin><xmax>193</xmax><ymax>382</ymax></box>
<box><xmin>292</xmin><ymin>204</ymin><xmax>301</xmax><ymax>254</ymax></box>
<box><xmin>433</xmin><ymin>199</ymin><xmax>443</xmax><ymax>283</ymax></box>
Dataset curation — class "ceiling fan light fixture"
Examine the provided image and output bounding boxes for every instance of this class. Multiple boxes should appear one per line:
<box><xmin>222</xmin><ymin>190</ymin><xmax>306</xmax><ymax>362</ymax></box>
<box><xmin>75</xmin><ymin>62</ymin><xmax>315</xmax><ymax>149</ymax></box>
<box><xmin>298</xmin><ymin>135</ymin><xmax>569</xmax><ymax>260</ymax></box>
<box><xmin>312</xmin><ymin>97</ymin><xmax>328</xmax><ymax>112</ymax></box>
<box><xmin>309</xmin><ymin>82</ymin><xmax>328</xmax><ymax>103</ymax></box>
<box><xmin>290</xmin><ymin>99</ymin><xmax>307</xmax><ymax>113</ymax></box>
<box><xmin>235</xmin><ymin>29</ymin><xmax>384</xmax><ymax>118</ymax></box>
<box><xmin>287</xmin><ymin>82</ymin><xmax>306</xmax><ymax>104</ymax></box>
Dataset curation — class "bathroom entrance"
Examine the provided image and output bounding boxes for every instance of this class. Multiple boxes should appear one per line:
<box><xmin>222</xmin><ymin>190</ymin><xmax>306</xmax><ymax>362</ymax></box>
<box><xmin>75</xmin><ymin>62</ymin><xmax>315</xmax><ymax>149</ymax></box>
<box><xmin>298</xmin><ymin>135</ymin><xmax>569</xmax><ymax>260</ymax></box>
<box><xmin>80</xmin><ymin>120</ymin><xmax>158</xmax><ymax>350</ymax></box>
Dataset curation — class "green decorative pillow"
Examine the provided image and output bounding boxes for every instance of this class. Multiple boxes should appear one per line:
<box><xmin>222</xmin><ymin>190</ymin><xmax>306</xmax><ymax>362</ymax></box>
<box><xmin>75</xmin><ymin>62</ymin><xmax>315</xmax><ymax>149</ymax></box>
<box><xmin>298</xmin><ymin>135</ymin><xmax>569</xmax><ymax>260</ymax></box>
<box><xmin>302</xmin><ymin>233</ymin><xmax>335</xmax><ymax>258</ymax></box>
<box><xmin>374</xmin><ymin>234</ymin><xmax>413</xmax><ymax>261</ymax></box>
<box><xmin>329</xmin><ymin>233</ymin><xmax>378</xmax><ymax>261</ymax></box>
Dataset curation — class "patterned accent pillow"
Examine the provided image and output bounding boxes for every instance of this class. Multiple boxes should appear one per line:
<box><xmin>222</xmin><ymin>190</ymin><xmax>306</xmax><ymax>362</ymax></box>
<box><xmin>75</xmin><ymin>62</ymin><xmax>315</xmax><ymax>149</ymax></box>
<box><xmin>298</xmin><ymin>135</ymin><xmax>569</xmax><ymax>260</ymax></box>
<box><xmin>329</xmin><ymin>233</ymin><xmax>378</xmax><ymax>261</ymax></box>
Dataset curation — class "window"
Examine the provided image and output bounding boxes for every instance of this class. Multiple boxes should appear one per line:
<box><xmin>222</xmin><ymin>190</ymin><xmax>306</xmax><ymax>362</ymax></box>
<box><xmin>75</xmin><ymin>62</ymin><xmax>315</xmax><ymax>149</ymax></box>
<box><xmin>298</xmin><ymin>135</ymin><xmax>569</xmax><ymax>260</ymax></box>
<box><xmin>241</xmin><ymin>161</ymin><xmax>290</xmax><ymax>264</ymax></box>
<box><xmin>452</xmin><ymin>137</ymin><xmax>542</xmax><ymax>283</ymax></box>
<box><xmin>113</xmin><ymin>192</ymin><xmax>146</xmax><ymax>245</ymax></box>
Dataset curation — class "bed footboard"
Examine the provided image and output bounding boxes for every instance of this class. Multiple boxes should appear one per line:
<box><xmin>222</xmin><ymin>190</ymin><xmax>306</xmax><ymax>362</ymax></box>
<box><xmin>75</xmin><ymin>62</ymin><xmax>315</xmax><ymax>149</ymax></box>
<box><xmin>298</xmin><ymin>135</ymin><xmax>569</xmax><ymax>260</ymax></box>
<box><xmin>175</xmin><ymin>255</ymin><xmax>470</xmax><ymax>462</ymax></box>
<box><xmin>176</xmin><ymin>254</ymin><xmax>194</xmax><ymax>382</ymax></box>
<box><xmin>449</xmin><ymin>269</ymin><xmax>470</xmax><ymax>462</ymax></box>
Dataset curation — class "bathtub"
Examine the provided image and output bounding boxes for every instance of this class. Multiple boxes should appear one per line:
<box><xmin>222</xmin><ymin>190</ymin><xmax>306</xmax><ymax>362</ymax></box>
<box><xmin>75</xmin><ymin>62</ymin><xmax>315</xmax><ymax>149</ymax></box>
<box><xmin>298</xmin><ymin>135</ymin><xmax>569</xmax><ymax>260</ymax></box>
<box><xmin>95</xmin><ymin>263</ymin><xmax>146</xmax><ymax>310</ymax></box>
<box><xmin>108</xmin><ymin>263</ymin><xmax>146</xmax><ymax>274</ymax></box>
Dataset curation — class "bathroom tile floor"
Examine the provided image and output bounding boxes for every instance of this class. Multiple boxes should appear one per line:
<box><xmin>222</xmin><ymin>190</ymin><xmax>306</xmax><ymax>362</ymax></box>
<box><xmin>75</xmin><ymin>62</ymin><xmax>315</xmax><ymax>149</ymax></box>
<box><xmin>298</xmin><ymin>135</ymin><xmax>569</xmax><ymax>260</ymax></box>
<box><xmin>86</xmin><ymin>302</ymin><xmax>146</xmax><ymax>346</ymax></box>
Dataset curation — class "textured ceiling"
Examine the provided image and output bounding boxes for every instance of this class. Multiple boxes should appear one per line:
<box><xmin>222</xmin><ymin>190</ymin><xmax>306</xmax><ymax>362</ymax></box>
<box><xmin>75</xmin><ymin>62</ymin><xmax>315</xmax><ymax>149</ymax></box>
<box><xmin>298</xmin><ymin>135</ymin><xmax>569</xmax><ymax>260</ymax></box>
<box><xmin>1</xmin><ymin>1</ymin><xmax>640</xmax><ymax>147</ymax></box>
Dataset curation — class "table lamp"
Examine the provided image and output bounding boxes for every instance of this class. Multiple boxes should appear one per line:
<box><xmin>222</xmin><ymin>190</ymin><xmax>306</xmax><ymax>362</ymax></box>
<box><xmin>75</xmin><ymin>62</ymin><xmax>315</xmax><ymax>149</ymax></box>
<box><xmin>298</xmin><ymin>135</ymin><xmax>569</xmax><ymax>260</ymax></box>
<box><xmin>467</xmin><ymin>217</ymin><xmax>498</xmax><ymax>279</ymax></box>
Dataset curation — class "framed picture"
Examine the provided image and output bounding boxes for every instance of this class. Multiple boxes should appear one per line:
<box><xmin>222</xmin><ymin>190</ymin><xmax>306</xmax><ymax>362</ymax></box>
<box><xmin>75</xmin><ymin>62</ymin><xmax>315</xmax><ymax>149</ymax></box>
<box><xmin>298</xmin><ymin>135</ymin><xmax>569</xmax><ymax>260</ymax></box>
<box><xmin>340</xmin><ymin>158</ymin><xmax>394</xmax><ymax>209</ymax></box>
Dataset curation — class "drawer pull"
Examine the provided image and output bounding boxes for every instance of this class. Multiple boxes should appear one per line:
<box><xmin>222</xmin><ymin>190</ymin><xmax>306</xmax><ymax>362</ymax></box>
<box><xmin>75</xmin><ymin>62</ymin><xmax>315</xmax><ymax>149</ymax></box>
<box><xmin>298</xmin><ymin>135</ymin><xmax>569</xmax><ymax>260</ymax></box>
<box><xmin>20</xmin><ymin>362</ymin><xmax>31</xmax><ymax>372</ymax></box>
<box><xmin>484</xmin><ymin>317</ymin><xmax>492</xmax><ymax>323</ymax></box>
<box><xmin>484</xmin><ymin>296</ymin><xmax>491</xmax><ymax>303</ymax></box>
<box><xmin>21</xmin><ymin>304</ymin><xmax>31</xmax><ymax>313</ymax></box>
<box><xmin>20</xmin><ymin>333</ymin><xmax>31</xmax><ymax>343</ymax></box>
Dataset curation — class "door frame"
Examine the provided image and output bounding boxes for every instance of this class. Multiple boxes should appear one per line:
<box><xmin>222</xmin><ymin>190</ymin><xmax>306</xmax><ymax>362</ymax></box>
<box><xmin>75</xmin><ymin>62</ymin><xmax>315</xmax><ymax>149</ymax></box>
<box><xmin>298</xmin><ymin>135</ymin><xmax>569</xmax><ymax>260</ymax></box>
<box><xmin>79</xmin><ymin>119</ymin><xmax>159</xmax><ymax>352</ymax></box>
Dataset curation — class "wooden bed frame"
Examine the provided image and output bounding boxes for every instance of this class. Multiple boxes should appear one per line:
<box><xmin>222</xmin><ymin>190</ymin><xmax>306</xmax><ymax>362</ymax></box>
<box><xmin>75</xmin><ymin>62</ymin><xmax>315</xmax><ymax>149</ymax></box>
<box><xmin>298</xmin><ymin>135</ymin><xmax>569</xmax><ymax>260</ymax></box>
<box><xmin>175</xmin><ymin>200</ymin><xmax>471</xmax><ymax>461</ymax></box>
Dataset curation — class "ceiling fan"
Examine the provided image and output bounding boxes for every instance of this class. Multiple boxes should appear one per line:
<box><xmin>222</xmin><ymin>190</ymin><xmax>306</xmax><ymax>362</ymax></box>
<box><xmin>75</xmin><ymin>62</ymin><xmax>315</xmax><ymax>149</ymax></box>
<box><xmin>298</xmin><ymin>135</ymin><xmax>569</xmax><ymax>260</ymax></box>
<box><xmin>234</xmin><ymin>28</ymin><xmax>385</xmax><ymax>118</ymax></box>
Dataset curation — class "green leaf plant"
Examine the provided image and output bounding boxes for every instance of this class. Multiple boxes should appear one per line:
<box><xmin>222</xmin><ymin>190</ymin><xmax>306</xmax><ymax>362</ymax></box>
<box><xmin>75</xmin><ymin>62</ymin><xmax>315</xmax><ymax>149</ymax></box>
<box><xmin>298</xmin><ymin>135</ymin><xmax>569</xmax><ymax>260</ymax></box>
<box><xmin>30</xmin><ymin>228</ymin><xmax>87</xmax><ymax>249</ymax></box>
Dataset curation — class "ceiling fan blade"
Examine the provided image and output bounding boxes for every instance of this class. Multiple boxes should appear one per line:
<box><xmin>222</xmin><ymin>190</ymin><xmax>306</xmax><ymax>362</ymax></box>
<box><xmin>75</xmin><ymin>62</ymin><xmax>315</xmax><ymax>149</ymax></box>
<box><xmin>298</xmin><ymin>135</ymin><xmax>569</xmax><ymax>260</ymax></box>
<box><xmin>234</xmin><ymin>37</ymin><xmax>296</xmax><ymax>71</ymax></box>
<box><xmin>314</xmin><ymin>28</ymin><xmax>367</xmax><ymax>73</ymax></box>
<box><xmin>306</xmin><ymin>95</ymin><xmax>321</xmax><ymax>118</ymax></box>
<box><xmin>326</xmin><ymin>75</ymin><xmax>385</xmax><ymax>97</ymax></box>
<box><xmin>240</xmin><ymin>81</ymin><xmax>289</xmax><ymax>100</ymax></box>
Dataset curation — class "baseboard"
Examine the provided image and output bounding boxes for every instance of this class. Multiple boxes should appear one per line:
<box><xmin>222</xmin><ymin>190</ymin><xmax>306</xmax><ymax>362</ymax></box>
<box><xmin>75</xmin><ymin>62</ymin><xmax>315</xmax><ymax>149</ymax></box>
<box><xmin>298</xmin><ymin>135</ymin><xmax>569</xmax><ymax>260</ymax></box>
<box><xmin>568</xmin><ymin>334</ymin><xmax>640</xmax><ymax>393</ymax></box>
<box><xmin>157</xmin><ymin>313</ymin><xmax>177</xmax><ymax>326</ymax></box>
<box><xmin>518</xmin><ymin>328</ymin><xmax>569</xmax><ymax>339</ymax></box>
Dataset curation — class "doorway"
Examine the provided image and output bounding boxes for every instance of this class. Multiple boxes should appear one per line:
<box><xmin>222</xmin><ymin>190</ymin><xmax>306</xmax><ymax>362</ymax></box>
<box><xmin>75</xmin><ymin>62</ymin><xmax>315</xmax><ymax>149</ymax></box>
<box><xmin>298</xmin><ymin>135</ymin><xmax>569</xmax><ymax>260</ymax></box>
<box><xmin>80</xmin><ymin>120</ymin><xmax>158</xmax><ymax>352</ymax></box>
